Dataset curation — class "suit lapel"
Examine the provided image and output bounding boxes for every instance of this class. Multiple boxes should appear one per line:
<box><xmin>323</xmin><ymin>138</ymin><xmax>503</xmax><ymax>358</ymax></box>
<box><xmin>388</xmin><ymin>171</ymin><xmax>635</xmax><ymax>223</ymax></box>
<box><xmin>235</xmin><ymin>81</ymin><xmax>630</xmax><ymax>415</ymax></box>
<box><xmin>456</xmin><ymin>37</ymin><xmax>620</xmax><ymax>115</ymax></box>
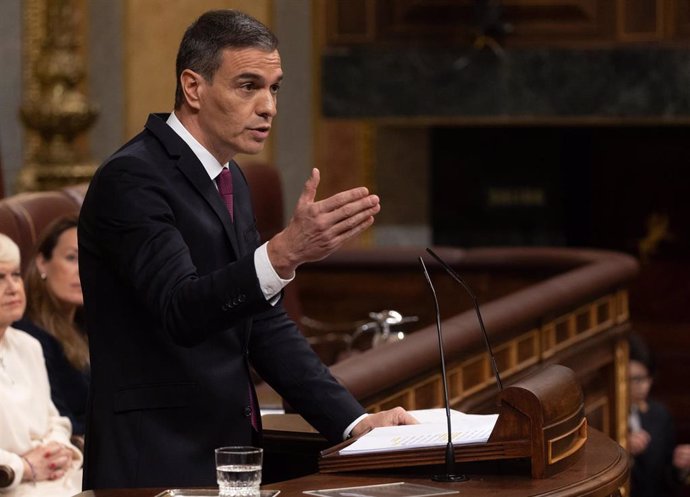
<box><xmin>228</xmin><ymin>161</ymin><xmax>251</xmax><ymax>257</ymax></box>
<box><xmin>145</xmin><ymin>114</ymin><xmax>241</xmax><ymax>257</ymax></box>
<box><xmin>178</xmin><ymin>152</ymin><xmax>240</xmax><ymax>257</ymax></box>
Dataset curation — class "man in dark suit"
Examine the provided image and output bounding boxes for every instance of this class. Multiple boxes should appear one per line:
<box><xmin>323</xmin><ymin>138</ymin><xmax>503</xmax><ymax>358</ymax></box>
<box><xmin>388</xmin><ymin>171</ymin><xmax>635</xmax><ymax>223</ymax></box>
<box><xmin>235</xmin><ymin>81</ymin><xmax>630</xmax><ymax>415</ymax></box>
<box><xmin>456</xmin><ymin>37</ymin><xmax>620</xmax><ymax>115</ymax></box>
<box><xmin>78</xmin><ymin>9</ymin><xmax>416</xmax><ymax>490</ymax></box>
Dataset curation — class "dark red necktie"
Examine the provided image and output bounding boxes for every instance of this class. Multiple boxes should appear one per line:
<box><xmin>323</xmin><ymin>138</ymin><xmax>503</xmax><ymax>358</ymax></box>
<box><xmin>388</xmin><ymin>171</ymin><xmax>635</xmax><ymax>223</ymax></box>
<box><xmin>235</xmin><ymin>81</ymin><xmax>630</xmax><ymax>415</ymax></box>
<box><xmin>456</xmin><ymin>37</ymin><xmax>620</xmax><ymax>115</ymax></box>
<box><xmin>248</xmin><ymin>385</ymin><xmax>260</xmax><ymax>431</ymax></box>
<box><xmin>216</xmin><ymin>167</ymin><xmax>259</xmax><ymax>431</ymax></box>
<box><xmin>217</xmin><ymin>168</ymin><xmax>259</xmax><ymax>429</ymax></box>
<box><xmin>216</xmin><ymin>168</ymin><xmax>234</xmax><ymax>221</ymax></box>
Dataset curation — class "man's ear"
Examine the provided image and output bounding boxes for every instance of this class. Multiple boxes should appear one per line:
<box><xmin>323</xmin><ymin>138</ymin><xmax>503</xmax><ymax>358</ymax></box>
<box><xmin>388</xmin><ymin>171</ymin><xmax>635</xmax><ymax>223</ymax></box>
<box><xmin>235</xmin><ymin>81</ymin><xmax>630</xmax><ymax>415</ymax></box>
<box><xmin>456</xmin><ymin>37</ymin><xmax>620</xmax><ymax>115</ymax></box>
<box><xmin>180</xmin><ymin>69</ymin><xmax>204</xmax><ymax>110</ymax></box>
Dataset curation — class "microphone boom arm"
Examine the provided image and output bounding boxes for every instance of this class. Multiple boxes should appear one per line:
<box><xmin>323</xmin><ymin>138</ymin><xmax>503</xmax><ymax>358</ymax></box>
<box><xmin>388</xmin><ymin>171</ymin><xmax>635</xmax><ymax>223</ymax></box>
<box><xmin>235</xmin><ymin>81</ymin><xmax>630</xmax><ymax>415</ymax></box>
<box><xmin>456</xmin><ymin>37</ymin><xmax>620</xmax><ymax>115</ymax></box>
<box><xmin>426</xmin><ymin>248</ymin><xmax>504</xmax><ymax>392</ymax></box>
<box><xmin>419</xmin><ymin>257</ymin><xmax>468</xmax><ymax>483</ymax></box>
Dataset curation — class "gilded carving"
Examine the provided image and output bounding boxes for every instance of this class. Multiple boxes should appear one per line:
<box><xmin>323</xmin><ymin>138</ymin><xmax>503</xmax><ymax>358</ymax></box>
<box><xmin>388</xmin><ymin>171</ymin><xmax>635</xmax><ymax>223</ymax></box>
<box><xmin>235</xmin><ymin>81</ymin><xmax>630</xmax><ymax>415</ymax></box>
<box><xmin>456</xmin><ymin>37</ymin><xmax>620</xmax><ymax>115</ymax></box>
<box><xmin>18</xmin><ymin>0</ymin><xmax>98</xmax><ymax>192</ymax></box>
<box><xmin>638</xmin><ymin>212</ymin><xmax>673</xmax><ymax>264</ymax></box>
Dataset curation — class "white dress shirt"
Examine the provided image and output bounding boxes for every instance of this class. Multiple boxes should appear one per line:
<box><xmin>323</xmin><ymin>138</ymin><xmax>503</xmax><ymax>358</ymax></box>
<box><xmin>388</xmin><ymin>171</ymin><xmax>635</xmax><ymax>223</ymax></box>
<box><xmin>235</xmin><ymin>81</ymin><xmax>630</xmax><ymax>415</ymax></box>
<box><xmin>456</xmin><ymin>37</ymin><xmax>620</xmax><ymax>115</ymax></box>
<box><xmin>166</xmin><ymin>112</ymin><xmax>293</xmax><ymax>301</ymax></box>
<box><xmin>0</xmin><ymin>327</ymin><xmax>82</xmax><ymax>496</ymax></box>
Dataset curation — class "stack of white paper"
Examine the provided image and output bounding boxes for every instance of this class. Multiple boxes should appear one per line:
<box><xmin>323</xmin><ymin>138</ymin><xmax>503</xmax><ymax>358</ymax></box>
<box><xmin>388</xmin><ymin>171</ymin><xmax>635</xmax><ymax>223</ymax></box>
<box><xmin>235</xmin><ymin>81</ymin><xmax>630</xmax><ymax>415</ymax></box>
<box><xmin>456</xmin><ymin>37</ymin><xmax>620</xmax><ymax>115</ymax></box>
<box><xmin>340</xmin><ymin>409</ymin><xmax>498</xmax><ymax>455</ymax></box>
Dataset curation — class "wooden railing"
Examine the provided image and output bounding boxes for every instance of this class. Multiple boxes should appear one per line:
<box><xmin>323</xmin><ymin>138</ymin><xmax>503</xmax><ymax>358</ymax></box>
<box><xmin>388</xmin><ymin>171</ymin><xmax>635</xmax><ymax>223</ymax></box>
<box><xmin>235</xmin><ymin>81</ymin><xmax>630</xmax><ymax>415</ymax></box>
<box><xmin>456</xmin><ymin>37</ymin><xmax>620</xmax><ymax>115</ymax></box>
<box><xmin>296</xmin><ymin>246</ymin><xmax>639</xmax><ymax>446</ymax></box>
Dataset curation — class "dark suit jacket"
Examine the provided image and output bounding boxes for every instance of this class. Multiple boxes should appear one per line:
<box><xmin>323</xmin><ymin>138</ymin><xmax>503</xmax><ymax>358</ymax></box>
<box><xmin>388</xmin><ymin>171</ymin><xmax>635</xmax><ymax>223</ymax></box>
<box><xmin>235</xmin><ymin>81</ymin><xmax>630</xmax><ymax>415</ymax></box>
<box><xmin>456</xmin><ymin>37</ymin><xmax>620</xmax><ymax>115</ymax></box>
<box><xmin>13</xmin><ymin>317</ymin><xmax>90</xmax><ymax>435</ymax></box>
<box><xmin>631</xmin><ymin>400</ymin><xmax>679</xmax><ymax>497</ymax></box>
<box><xmin>78</xmin><ymin>113</ymin><xmax>365</xmax><ymax>490</ymax></box>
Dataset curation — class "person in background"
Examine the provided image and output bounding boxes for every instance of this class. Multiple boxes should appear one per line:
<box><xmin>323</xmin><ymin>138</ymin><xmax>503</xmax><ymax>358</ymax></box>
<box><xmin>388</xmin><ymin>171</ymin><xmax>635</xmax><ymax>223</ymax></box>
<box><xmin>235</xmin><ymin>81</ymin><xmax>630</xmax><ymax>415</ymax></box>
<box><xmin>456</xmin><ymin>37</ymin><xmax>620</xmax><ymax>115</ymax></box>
<box><xmin>78</xmin><ymin>9</ymin><xmax>416</xmax><ymax>490</ymax></box>
<box><xmin>0</xmin><ymin>233</ymin><xmax>82</xmax><ymax>497</ymax></box>
<box><xmin>13</xmin><ymin>216</ymin><xmax>89</xmax><ymax>444</ymax></box>
<box><xmin>628</xmin><ymin>332</ymin><xmax>690</xmax><ymax>497</ymax></box>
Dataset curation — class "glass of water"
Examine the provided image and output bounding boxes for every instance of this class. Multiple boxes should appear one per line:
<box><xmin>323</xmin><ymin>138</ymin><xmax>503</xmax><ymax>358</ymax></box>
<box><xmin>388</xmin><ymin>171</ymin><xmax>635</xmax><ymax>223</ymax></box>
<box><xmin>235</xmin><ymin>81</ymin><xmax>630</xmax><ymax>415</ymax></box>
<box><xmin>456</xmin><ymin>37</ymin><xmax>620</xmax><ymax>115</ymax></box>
<box><xmin>215</xmin><ymin>446</ymin><xmax>263</xmax><ymax>497</ymax></box>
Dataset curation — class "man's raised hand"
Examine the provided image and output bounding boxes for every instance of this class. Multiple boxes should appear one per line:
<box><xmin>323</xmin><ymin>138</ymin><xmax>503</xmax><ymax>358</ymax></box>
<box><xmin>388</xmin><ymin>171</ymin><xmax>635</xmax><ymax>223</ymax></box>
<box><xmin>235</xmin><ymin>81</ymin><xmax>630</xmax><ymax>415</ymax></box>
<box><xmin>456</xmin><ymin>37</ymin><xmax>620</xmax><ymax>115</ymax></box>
<box><xmin>268</xmin><ymin>168</ymin><xmax>380</xmax><ymax>278</ymax></box>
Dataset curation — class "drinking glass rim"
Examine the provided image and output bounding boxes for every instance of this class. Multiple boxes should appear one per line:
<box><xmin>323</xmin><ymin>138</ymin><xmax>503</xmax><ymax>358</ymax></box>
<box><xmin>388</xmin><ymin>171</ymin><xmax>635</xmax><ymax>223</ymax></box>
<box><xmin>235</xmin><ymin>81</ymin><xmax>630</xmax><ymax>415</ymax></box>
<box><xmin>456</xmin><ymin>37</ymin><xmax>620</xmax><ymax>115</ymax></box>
<box><xmin>215</xmin><ymin>446</ymin><xmax>263</xmax><ymax>454</ymax></box>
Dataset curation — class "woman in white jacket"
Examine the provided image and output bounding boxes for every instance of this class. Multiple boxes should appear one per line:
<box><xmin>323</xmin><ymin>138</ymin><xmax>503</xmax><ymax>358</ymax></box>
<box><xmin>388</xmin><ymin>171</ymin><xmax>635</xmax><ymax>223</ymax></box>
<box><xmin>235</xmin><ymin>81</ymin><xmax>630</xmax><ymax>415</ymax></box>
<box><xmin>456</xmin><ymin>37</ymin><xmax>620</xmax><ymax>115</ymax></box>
<box><xmin>0</xmin><ymin>233</ymin><xmax>82</xmax><ymax>496</ymax></box>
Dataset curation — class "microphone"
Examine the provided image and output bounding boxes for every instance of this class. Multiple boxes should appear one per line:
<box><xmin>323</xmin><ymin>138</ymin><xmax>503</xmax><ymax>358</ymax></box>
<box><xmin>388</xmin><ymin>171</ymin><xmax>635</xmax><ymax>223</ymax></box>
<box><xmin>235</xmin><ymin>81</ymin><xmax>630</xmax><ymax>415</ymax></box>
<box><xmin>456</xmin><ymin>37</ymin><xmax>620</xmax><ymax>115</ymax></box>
<box><xmin>419</xmin><ymin>256</ymin><xmax>468</xmax><ymax>483</ymax></box>
<box><xmin>425</xmin><ymin>247</ymin><xmax>503</xmax><ymax>392</ymax></box>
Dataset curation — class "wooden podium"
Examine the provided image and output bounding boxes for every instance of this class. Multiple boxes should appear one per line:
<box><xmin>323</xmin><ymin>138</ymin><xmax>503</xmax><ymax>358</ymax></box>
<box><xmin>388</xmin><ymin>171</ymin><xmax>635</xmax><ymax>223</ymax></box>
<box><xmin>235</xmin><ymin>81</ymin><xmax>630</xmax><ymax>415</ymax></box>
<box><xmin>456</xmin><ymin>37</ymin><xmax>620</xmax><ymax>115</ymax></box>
<box><xmin>72</xmin><ymin>429</ymin><xmax>628</xmax><ymax>497</ymax></box>
<box><xmin>319</xmin><ymin>365</ymin><xmax>588</xmax><ymax>479</ymax></box>
<box><xmin>72</xmin><ymin>365</ymin><xmax>629</xmax><ymax>497</ymax></box>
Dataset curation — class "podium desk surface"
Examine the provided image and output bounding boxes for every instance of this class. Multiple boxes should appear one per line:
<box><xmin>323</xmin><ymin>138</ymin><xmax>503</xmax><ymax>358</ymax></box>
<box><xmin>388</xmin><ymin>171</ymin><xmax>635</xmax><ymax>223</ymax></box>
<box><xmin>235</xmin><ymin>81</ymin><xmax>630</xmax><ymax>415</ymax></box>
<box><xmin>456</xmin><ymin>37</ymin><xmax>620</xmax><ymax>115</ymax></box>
<box><xmin>74</xmin><ymin>429</ymin><xmax>628</xmax><ymax>497</ymax></box>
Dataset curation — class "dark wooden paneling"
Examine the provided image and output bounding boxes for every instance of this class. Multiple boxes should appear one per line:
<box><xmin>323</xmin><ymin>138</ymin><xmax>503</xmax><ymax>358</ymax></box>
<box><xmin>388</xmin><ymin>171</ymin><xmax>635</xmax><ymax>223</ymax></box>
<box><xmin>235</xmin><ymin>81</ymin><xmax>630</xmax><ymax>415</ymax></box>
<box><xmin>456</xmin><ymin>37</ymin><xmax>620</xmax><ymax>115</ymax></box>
<box><xmin>324</xmin><ymin>0</ymin><xmax>687</xmax><ymax>46</ymax></box>
<box><xmin>328</xmin><ymin>0</ymin><xmax>374</xmax><ymax>43</ymax></box>
<box><xmin>429</xmin><ymin>124</ymin><xmax>690</xmax><ymax>451</ymax></box>
<box><xmin>671</xmin><ymin>0</ymin><xmax>690</xmax><ymax>39</ymax></box>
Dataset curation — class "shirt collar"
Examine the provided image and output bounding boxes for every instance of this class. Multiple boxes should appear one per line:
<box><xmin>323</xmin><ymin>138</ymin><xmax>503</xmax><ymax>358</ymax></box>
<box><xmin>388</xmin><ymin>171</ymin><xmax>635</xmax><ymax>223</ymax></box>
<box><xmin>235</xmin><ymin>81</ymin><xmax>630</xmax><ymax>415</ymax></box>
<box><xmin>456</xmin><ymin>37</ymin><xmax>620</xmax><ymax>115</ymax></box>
<box><xmin>166</xmin><ymin>112</ymin><xmax>228</xmax><ymax>181</ymax></box>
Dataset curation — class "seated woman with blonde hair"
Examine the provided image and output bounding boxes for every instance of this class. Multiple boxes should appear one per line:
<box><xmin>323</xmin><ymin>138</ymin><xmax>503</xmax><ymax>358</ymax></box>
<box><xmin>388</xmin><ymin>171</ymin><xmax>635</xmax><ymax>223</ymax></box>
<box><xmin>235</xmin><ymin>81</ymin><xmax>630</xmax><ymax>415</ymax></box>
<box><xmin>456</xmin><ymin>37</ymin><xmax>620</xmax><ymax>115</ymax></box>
<box><xmin>13</xmin><ymin>215</ymin><xmax>89</xmax><ymax>441</ymax></box>
<box><xmin>0</xmin><ymin>233</ymin><xmax>82</xmax><ymax>496</ymax></box>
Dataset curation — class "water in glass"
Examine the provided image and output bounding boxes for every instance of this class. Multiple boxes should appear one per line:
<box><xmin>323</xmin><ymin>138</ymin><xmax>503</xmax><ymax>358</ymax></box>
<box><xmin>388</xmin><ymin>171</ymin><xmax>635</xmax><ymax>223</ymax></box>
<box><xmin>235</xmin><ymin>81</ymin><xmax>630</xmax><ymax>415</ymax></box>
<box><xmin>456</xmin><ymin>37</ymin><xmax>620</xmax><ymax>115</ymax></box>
<box><xmin>217</xmin><ymin>463</ymin><xmax>262</xmax><ymax>496</ymax></box>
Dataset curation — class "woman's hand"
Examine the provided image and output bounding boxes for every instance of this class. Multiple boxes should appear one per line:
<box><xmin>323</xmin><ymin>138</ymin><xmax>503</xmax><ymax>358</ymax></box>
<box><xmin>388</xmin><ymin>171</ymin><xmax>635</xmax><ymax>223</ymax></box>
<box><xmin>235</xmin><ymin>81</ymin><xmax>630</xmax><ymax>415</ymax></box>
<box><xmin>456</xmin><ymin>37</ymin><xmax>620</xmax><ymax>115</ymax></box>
<box><xmin>21</xmin><ymin>442</ymin><xmax>74</xmax><ymax>482</ymax></box>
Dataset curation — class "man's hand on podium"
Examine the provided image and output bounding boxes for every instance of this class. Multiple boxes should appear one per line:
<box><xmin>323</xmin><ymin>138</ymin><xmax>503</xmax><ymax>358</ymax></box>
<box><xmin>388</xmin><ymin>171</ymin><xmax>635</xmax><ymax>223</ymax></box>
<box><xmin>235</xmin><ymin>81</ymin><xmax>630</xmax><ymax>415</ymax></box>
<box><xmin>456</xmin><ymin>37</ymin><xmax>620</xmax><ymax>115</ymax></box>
<box><xmin>351</xmin><ymin>407</ymin><xmax>419</xmax><ymax>438</ymax></box>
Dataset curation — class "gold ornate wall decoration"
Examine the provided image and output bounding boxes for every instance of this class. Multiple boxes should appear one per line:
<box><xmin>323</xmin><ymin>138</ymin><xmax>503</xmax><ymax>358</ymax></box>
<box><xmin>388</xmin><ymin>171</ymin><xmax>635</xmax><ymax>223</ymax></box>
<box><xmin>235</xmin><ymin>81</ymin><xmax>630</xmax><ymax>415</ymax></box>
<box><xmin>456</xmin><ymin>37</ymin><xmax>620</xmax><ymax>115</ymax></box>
<box><xmin>18</xmin><ymin>0</ymin><xmax>99</xmax><ymax>192</ymax></box>
<box><xmin>615</xmin><ymin>337</ymin><xmax>630</xmax><ymax>449</ymax></box>
<box><xmin>638</xmin><ymin>212</ymin><xmax>673</xmax><ymax>264</ymax></box>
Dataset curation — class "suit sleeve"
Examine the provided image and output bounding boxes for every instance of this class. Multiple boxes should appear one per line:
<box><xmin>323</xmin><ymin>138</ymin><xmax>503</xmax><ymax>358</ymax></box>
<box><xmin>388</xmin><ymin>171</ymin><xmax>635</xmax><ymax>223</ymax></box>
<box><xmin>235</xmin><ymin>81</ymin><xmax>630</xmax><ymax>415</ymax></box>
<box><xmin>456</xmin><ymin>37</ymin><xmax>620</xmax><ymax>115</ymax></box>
<box><xmin>249</xmin><ymin>305</ymin><xmax>366</xmax><ymax>443</ymax></box>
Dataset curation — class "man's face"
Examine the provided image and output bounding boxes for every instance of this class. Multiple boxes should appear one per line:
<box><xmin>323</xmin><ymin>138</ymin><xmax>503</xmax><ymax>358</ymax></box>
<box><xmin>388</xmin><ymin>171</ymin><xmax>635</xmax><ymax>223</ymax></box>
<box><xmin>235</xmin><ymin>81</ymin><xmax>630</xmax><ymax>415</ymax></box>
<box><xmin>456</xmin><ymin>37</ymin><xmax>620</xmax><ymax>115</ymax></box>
<box><xmin>195</xmin><ymin>47</ymin><xmax>283</xmax><ymax>163</ymax></box>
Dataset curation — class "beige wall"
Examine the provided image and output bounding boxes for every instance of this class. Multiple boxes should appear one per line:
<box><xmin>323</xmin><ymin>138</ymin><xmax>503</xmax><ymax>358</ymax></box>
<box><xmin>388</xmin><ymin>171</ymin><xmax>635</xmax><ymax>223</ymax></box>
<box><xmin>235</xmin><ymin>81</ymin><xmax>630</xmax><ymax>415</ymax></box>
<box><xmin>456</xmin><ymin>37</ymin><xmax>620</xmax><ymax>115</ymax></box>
<box><xmin>123</xmin><ymin>0</ymin><xmax>274</xmax><ymax>165</ymax></box>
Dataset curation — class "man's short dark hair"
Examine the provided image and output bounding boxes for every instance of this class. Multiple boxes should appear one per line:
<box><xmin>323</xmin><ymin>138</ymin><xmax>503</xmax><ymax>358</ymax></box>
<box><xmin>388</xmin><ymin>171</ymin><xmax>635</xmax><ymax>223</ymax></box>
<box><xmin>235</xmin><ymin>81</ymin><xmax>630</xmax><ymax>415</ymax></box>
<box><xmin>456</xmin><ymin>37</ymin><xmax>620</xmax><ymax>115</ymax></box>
<box><xmin>174</xmin><ymin>10</ymin><xmax>279</xmax><ymax>109</ymax></box>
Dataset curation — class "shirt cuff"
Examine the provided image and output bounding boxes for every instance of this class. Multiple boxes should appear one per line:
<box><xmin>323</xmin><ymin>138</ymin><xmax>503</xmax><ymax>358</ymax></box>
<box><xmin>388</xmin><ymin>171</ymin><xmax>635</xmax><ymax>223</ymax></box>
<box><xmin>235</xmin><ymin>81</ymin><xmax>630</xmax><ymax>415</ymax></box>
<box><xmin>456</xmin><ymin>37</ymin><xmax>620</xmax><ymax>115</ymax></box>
<box><xmin>4</xmin><ymin>453</ymin><xmax>23</xmax><ymax>490</ymax></box>
<box><xmin>255</xmin><ymin>242</ymin><xmax>294</xmax><ymax>302</ymax></box>
<box><xmin>343</xmin><ymin>413</ymin><xmax>369</xmax><ymax>440</ymax></box>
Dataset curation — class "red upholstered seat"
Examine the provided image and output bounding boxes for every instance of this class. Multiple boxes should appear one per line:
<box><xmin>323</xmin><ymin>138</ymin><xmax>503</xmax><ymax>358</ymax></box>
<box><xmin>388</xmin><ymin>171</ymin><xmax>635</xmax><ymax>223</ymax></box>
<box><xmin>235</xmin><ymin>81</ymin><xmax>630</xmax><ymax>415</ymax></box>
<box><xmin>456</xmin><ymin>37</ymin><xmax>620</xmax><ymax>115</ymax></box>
<box><xmin>0</xmin><ymin>184</ymin><xmax>87</xmax><ymax>273</ymax></box>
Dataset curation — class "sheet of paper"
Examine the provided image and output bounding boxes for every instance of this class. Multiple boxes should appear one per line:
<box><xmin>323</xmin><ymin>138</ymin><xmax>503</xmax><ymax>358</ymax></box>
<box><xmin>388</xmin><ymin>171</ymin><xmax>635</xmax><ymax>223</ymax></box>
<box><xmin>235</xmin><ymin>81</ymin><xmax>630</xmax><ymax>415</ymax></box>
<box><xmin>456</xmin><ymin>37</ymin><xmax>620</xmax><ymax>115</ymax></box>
<box><xmin>340</xmin><ymin>409</ymin><xmax>498</xmax><ymax>455</ymax></box>
<box><xmin>304</xmin><ymin>481</ymin><xmax>459</xmax><ymax>497</ymax></box>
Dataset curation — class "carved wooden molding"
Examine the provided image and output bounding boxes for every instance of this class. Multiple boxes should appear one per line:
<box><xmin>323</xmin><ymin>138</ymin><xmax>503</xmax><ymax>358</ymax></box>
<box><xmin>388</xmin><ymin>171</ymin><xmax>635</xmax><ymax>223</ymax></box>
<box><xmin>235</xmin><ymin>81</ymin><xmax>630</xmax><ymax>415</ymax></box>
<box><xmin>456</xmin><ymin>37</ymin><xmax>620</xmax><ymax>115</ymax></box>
<box><xmin>363</xmin><ymin>290</ymin><xmax>626</xmax><ymax>411</ymax></box>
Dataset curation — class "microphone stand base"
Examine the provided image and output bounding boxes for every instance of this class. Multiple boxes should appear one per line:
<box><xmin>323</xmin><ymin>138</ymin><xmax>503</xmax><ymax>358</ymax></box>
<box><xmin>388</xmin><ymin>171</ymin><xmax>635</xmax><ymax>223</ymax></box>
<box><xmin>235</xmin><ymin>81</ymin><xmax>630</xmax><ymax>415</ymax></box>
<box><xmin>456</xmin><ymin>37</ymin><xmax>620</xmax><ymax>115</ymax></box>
<box><xmin>431</xmin><ymin>474</ymin><xmax>468</xmax><ymax>483</ymax></box>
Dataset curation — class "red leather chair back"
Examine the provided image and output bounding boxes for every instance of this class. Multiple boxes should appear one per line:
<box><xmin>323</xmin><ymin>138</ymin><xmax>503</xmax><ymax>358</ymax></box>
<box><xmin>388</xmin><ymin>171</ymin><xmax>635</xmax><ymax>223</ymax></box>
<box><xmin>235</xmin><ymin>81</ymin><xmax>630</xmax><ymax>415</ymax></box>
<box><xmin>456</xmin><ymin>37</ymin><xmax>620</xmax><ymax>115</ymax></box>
<box><xmin>240</xmin><ymin>163</ymin><xmax>303</xmax><ymax>325</ymax></box>
<box><xmin>0</xmin><ymin>185</ymin><xmax>87</xmax><ymax>273</ymax></box>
